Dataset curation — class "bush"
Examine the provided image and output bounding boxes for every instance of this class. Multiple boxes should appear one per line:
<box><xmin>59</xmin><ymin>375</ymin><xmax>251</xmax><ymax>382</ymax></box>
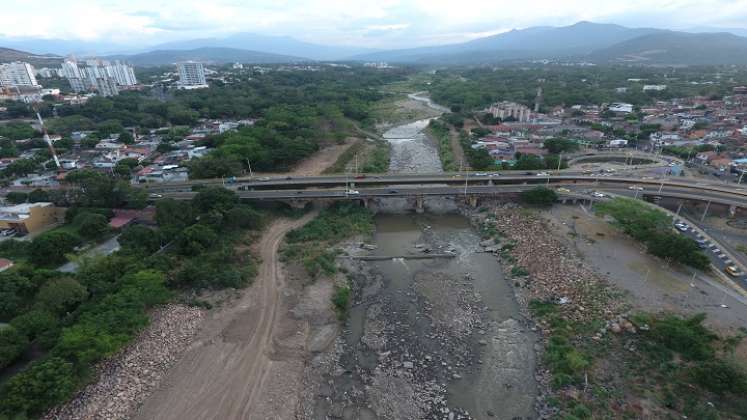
<box><xmin>521</xmin><ymin>187</ymin><xmax>558</xmax><ymax>207</ymax></box>
<box><xmin>10</xmin><ymin>309</ymin><xmax>58</xmax><ymax>341</ymax></box>
<box><xmin>36</xmin><ymin>278</ymin><xmax>88</xmax><ymax>315</ymax></box>
<box><xmin>225</xmin><ymin>205</ymin><xmax>263</xmax><ymax>230</ymax></box>
<box><xmin>0</xmin><ymin>239</ymin><xmax>30</xmax><ymax>261</ymax></box>
<box><xmin>692</xmin><ymin>359</ymin><xmax>747</xmax><ymax>394</ymax></box>
<box><xmin>73</xmin><ymin>212</ymin><xmax>110</xmax><ymax>239</ymax></box>
<box><xmin>0</xmin><ymin>325</ymin><xmax>29</xmax><ymax>369</ymax></box>
<box><xmin>286</xmin><ymin>203</ymin><xmax>373</xmax><ymax>243</ymax></box>
<box><xmin>643</xmin><ymin>313</ymin><xmax>716</xmax><ymax>360</ymax></box>
<box><xmin>0</xmin><ymin>356</ymin><xmax>78</xmax><ymax>416</ymax></box>
<box><xmin>29</xmin><ymin>231</ymin><xmax>81</xmax><ymax>267</ymax></box>
<box><xmin>332</xmin><ymin>284</ymin><xmax>351</xmax><ymax>320</ymax></box>
<box><xmin>176</xmin><ymin>224</ymin><xmax>218</xmax><ymax>256</ymax></box>
<box><xmin>119</xmin><ymin>224</ymin><xmax>163</xmax><ymax>254</ymax></box>
<box><xmin>5</xmin><ymin>191</ymin><xmax>28</xmax><ymax>204</ymax></box>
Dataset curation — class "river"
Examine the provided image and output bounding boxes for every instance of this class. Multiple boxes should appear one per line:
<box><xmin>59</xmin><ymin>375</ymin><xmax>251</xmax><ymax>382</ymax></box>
<box><xmin>312</xmin><ymin>95</ymin><xmax>537</xmax><ymax>419</ymax></box>
<box><xmin>383</xmin><ymin>93</ymin><xmax>446</xmax><ymax>174</ymax></box>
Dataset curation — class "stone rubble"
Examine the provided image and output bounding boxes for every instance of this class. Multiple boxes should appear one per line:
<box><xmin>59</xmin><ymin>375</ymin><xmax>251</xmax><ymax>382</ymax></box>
<box><xmin>43</xmin><ymin>304</ymin><xmax>205</xmax><ymax>420</ymax></box>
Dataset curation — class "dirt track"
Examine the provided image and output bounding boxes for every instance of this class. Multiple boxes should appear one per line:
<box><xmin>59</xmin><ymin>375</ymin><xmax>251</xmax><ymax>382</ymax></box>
<box><xmin>133</xmin><ymin>214</ymin><xmax>316</xmax><ymax>420</ymax></box>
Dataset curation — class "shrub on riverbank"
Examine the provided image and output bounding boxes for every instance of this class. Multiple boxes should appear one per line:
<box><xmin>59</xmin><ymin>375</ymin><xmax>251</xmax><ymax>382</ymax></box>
<box><xmin>595</xmin><ymin>197</ymin><xmax>709</xmax><ymax>269</ymax></box>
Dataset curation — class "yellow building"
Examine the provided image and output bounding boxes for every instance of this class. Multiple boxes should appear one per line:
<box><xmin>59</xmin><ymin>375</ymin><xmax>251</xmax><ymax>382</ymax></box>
<box><xmin>0</xmin><ymin>202</ymin><xmax>62</xmax><ymax>234</ymax></box>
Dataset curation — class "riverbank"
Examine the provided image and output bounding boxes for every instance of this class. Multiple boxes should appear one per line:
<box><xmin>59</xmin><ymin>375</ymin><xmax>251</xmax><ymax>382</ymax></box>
<box><xmin>469</xmin><ymin>202</ymin><xmax>747</xmax><ymax>419</ymax></box>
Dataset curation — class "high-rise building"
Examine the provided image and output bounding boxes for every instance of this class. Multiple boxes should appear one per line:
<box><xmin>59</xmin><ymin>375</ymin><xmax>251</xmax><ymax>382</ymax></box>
<box><xmin>0</xmin><ymin>62</ymin><xmax>39</xmax><ymax>87</ymax></box>
<box><xmin>177</xmin><ymin>62</ymin><xmax>208</xmax><ymax>88</ymax></box>
<box><xmin>60</xmin><ymin>59</ymin><xmax>136</xmax><ymax>95</ymax></box>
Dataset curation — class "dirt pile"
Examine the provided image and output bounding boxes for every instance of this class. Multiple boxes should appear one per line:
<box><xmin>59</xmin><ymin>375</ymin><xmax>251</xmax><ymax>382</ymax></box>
<box><xmin>43</xmin><ymin>304</ymin><xmax>205</xmax><ymax>420</ymax></box>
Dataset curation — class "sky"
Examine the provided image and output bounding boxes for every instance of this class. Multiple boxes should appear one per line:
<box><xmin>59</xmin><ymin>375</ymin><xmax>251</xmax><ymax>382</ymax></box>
<box><xmin>2</xmin><ymin>0</ymin><xmax>747</xmax><ymax>49</ymax></box>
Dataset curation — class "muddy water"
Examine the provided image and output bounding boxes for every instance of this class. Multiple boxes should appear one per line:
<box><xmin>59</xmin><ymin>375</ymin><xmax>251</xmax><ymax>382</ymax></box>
<box><xmin>319</xmin><ymin>213</ymin><xmax>537</xmax><ymax>420</ymax></box>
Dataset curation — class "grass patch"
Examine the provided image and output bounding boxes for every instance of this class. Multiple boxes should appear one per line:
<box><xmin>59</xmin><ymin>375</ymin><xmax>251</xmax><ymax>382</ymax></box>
<box><xmin>425</xmin><ymin>122</ymin><xmax>458</xmax><ymax>171</ymax></box>
<box><xmin>332</xmin><ymin>284</ymin><xmax>351</xmax><ymax>320</ymax></box>
<box><xmin>322</xmin><ymin>139</ymin><xmax>365</xmax><ymax>174</ymax></box>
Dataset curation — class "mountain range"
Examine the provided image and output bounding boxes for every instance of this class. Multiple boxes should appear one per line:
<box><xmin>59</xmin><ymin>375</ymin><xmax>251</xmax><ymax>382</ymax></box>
<box><xmin>2</xmin><ymin>22</ymin><xmax>747</xmax><ymax>67</ymax></box>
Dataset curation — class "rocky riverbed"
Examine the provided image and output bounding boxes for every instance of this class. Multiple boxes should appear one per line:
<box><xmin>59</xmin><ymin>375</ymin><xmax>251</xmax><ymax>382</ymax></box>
<box><xmin>305</xmin><ymin>213</ymin><xmax>538</xmax><ymax>420</ymax></box>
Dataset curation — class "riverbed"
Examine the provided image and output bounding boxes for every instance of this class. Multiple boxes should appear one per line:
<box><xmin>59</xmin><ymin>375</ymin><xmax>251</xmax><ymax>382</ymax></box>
<box><xmin>383</xmin><ymin>92</ymin><xmax>446</xmax><ymax>174</ymax></box>
<box><xmin>312</xmin><ymin>213</ymin><xmax>537</xmax><ymax>419</ymax></box>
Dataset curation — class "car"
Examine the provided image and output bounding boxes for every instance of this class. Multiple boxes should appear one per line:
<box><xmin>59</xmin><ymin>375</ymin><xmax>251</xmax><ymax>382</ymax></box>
<box><xmin>675</xmin><ymin>225</ymin><xmax>688</xmax><ymax>232</ymax></box>
<box><xmin>355</xmin><ymin>175</ymin><xmax>366</xmax><ymax>179</ymax></box>
<box><xmin>696</xmin><ymin>239</ymin><xmax>708</xmax><ymax>249</ymax></box>
<box><xmin>258</xmin><ymin>176</ymin><xmax>271</xmax><ymax>181</ymax></box>
<box><xmin>346</xmin><ymin>190</ymin><xmax>360</xmax><ymax>195</ymax></box>
<box><xmin>628</xmin><ymin>186</ymin><xmax>644</xmax><ymax>191</ymax></box>
<box><xmin>148</xmin><ymin>193</ymin><xmax>163</xmax><ymax>199</ymax></box>
<box><xmin>524</xmin><ymin>172</ymin><xmax>534</xmax><ymax>176</ymax></box>
<box><xmin>295</xmin><ymin>191</ymin><xmax>303</xmax><ymax>194</ymax></box>
<box><xmin>556</xmin><ymin>187</ymin><xmax>571</xmax><ymax>193</ymax></box>
<box><xmin>725</xmin><ymin>265</ymin><xmax>741</xmax><ymax>277</ymax></box>
<box><xmin>536</xmin><ymin>172</ymin><xmax>549</xmax><ymax>176</ymax></box>
<box><xmin>285</xmin><ymin>176</ymin><xmax>293</xmax><ymax>180</ymax></box>
<box><xmin>591</xmin><ymin>192</ymin><xmax>606</xmax><ymax>198</ymax></box>
<box><xmin>388</xmin><ymin>190</ymin><xmax>399</xmax><ymax>194</ymax></box>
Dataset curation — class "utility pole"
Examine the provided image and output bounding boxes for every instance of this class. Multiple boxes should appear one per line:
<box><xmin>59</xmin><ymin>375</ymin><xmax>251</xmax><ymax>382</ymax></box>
<box><xmin>245</xmin><ymin>160</ymin><xmax>253</xmax><ymax>178</ymax></box>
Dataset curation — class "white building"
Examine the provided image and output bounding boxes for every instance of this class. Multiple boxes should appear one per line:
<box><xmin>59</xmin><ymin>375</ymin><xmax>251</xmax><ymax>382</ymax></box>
<box><xmin>488</xmin><ymin>101</ymin><xmax>531</xmax><ymax>122</ymax></box>
<box><xmin>643</xmin><ymin>85</ymin><xmax>667</xmax><ymax>92</ymax></box>
<box><xmin>60</xmin><ymin>59</ymin><xmax>136</xmax><ymax>94</ymax></box>
<box><xmin>608</xmin><ymin>103</ymin><xmax>633</xmax><ymax>113</ymax></box>
<box><xmin>104</xmin><ymin>61</ymin><xmax>137</xmax><ymax>86</ymax></box>
<box><xmin>177</xmin><ymin>62</ymin><xmax>208</xmax><ymax>89</ymax></box>
<box><xmin>0</xmin><ymin>62</ymin><xmax>39</xmax><ymax>87</ymax></box>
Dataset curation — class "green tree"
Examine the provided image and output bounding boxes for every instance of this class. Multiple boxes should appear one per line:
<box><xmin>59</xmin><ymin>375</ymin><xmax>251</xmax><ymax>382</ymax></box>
<box><xmin>36</xmin><ymin>278</ymin><xmax>88</xmax><ymax>315</ymax></box>
<box><xmin>543</xmin><ymin>139</ymin><xmax>580</xmax><ymax>154</ymax></box>
<box><xmin>5</xmin><ymin>191</ymin><xmax>28</xmax><ymax>204</ymax></box>
<box><xmin>29</xmin><ymin>231</ymin><xmax>81</xmax><ymax>267</ymax></box>
<box><xmin>521</xmin><ymin>187</ymin><xmax>558</xmax><ymax>207</ymax></box>
<box><xmin>0</xmin><ymin>357</ymin><xmax>77</xmax><ymax>417</ymax></box>
<box><xmin>118</xmin><ymin>131</ymin><xmax>134</xmax><ymax>144</ymax></box>
<box><xmin>193</xmin><ymin>187</ymin><xmax>239</xmax><ymax>214</ymax></box>
<box><xmin>177</xmin><ymin>224</ymin><xmax>218</xmax><ymax>256</ymax></box>
<box><xmin>28</xmin><ymin>188</ymin><xmax>50</xmax><ymax>203</ymax></box>
<box><xmin>73</xmin><ymin>212</ymin><xmax>110</xmax><ymax>239</ymax></box>
<box><xmin>225</xmin><ymin>205</ymin><xmax>263</xmax><ymax>230</ymax></box>
<box><xmin>119</xmin><ymin>225</ymin><xmax>162</xmax><ymax>254</ymax></box>
<box><xmin>10</xmin><ymin>309</ymin><xmax>58</xmax><ymax>342</ymax></box>
<box><xmin>0</xmin><ymin>325</ymin><xmax>29</xmax><ymax>369</ymax></box>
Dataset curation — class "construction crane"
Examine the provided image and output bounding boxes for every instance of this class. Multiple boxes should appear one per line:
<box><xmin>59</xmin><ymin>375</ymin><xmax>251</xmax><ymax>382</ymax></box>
<box><xmin>35</xmin><ymin>110</ymin><xmax>61</xmax><ymax>169</ymax></box>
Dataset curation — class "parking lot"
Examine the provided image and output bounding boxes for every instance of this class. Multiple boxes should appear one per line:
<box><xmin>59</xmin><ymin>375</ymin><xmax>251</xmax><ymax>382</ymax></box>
<box><xmin>674</xmin><ymin>220</ymin><xmax>747</xmax><ymax>289</ymax></box>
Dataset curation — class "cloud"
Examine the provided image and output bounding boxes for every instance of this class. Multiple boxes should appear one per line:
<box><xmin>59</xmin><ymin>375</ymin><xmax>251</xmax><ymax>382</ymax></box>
<box><xmin>0</xmin><ymin>0</ymin><xmax>745</xmax><ymax>48</ymax></box>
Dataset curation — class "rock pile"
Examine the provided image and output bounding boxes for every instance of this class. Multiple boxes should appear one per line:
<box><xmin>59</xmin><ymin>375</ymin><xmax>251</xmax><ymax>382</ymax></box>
<box><xmin>489</xmin><ymin>209</ymin><xmax>628</xmax><ymax>322</ymax></box>
<box><xmin>43</xmin><ymin>304</ymin><xmax>205</xmax><ymax>420</ymax></box>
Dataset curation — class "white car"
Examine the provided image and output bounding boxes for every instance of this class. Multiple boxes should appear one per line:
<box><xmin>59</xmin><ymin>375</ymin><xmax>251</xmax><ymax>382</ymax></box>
<box><xmin>346</xmin><ymin>190</ymin><xmax>360</xmax><ymax>195</ymax></box>
<box><xmin>628</xmin><ymin>186</ymin><xmax>644</xmax><ymax>191</ymax></box>
<box><xmin>591</xmin><ymin>192</ymin><xmax>606</xmax><ymax>198</ymax></box>
<box><xmin>536</xmin><ymin>172</ymin><xmax>549</xmax><ymax>176</ymax></box>
<box><xmin>148</xmin><ymin>193</ymin><xmax>163</xmax><ymax>199</ymax></box>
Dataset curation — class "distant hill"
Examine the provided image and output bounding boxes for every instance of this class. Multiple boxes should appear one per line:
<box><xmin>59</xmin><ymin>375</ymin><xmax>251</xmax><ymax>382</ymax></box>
<box><xmin>589</xmin><ymin>32</ymin><xmax>747</xmax><ymax>65</ymax></box>
<box><xmin>0</xmin><ymin>47</ymin><xmax>62</xmax><ymax>66</ymax></box>
<box><xmin>148</xmin><ymin>32</ymin><xmax>379</xmax><ymax>61</ymax></box>
<box><xmin>352</xmin><ymin>22</ymin><xmax>663</xmax><ymax>64</ymax></box>
<box><xmin>105</xmin><ymin>47</ymin><xmax>308</xmax><ymax>67</ymax></box>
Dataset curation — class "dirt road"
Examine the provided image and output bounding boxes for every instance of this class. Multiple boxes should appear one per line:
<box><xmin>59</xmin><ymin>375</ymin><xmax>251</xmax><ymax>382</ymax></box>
<box><xmin>133</xmin><ymin>214</ymin><xmax>316</xmax><ymax>420</ymax></box>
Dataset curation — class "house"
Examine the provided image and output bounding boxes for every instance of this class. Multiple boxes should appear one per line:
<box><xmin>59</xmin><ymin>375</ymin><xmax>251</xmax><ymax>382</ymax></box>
<box><xmin>608</xmin><ymin>103</ymin><xmax>633</xmax><ymax>113</ymax></box>
<box><xmin>695</xmin><ymin>151</ymin><xmax>717</xmax><ymax>163</ymax></box>
<box><xmin>0</xmin><ymin>202</ymin><xmax>63</xmax><ymax>234</ymax></box>
<box><xmin>643</xmin><ymin>85</ymin><xmax>667</xmax><ymax>92</ymax></box>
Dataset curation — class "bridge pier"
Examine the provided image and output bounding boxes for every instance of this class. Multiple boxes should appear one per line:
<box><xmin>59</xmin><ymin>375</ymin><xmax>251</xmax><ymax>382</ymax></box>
<box><xmin>700</xmin><ymin>200</ymin><xmax>712</xmax><ymax>222</ymax></box>
<box><xmin>467</xmin><ymin>195</ymin><xmax>479</xmax><ymax>208</ymax></box>
<box><xmin>730</xmin><ymin>205</ymin><xmax>737</xmax><ymax>218</ymax></box>
<box><xmin>488</xmin><ymin>178</ymin><xmax>494</xmax><ymax>186</ymax></box>
<box><xmin>415</xmin><ymin>196</ymin><xmax>424</xmax><ymax>214</ymax></box>
<box><xmin>676</xmin><ymin>200</ymin><xmax>684</xmax><ymax>216</ymax></box>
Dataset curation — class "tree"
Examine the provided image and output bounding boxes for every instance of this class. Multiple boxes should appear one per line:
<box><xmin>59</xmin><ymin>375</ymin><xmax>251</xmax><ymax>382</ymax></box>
<box><xmin>118</xmin><ymin>131</ymin><xmax>134</xmax><ymax>144</ymax></box>
<box><xmin>36</xmin><ymin>278</ymin><xmax>88</xmax><ymax>314</ymax></box>
<box><xmin>0</xmin><ymin>326</ymin><xmax>29</xmax><ymax>370</ymax></box>
<box><xmin>156</xmin><ymin>199</ymin><xmax>194</xmax><ymax>235</ymax></box>
<box><xmin>0</xmin><ymin>357</ymin><xmax>77</xmax><ymax>417</ymax></box>
<box><xmin>543</xmin><ymin>139</ymin><xmax>580</xmax><ymax>154</ymax></box>
<box><xmin>10</xmin><ymin>309</ymin><xmax>58</xmax><ymax>341</ymax></box>
<box><xmin>119</xmin><ymin>225</ymin><xmax>162</xmax><ymax>254</ymax></box>
<box><xmin>177</xmin><ymin>224</ymin><xmax>218</xmax><ymax>256</ymax></box>
<box><xmin>73</xmin><ymin>212</ymin><xmax>109</xmax><ymax>239</ymax></box>
<box><xmin>0</xmin><ymin>272</ymin><xmax>34</xmax><ymax>321</ymax></box>
<box><xmin>225</xmin><ymin>205</ymin><xmax>263</xmax><ymax>230</ymax></box>
<box><xmin>193</xmin><ymin>187</ymin><xmax>239</xmax><ymax>214</ymax></box>
<box><xmin>29</xmin><ymin>231</ymin><xmax>81</xmax><ymax>267</ymax></box>
<box><xmin>28</xmin><ymin>188</ymin><xmax>50</xmax><ymax>203</ymax></box>
<box><xmin>520</xmin><ymin>187</ymin><xmax>558</xmax><ymax>207</ymax></box>
<box><xmin>5</xmin><ymin>191</ymin><xmax>28</xmax><ymax>204</ymax></box>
